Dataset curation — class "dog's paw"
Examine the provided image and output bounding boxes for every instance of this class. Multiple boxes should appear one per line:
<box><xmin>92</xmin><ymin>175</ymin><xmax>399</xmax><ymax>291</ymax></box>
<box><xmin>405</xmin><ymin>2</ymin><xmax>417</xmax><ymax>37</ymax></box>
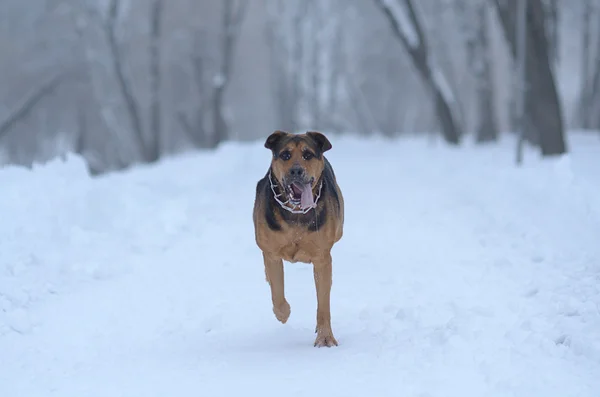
<box><xmin>273</xmin><ymin>301</ymin><xmax>291</xmax><ymax>324</ymax></box>
<box><xmin>314</xmin><ymin>332</ymin><xmax>338</xmax><ymax>348</ymax></box>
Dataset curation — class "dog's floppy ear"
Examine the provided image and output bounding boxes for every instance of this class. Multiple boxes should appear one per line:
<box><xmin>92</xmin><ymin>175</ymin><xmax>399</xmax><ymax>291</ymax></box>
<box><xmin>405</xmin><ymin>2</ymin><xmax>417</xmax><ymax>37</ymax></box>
<box><xmin>265</xmin><ymin>130</ymin><xmax>287</xmax><ymax>150</ymax></box>
<box><xmin>307</xmin><ymin>131</ymin><xmax>332</xmax><ymax>153</ymax></box>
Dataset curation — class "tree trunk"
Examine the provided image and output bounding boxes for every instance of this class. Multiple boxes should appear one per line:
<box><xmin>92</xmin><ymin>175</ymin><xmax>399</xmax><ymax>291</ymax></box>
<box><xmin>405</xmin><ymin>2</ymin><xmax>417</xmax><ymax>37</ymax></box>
<box><xmin>147</xmin><ymin>0</ymin><xmax>163</xmax><ymax>163</ymax></box>
<box><xmin>543</xmin><ymin>0</ymin><xmax>559</xmax><ymax>68</ymax></box>
<box><xmin>577</xmin><ymin>0</ymin><xmax>592</xmax><ymax>129</ymax></box>
<box><xmin>374</xmin><ymin>0</ymin><xmax>461</xmax><ymax>145</ymax></box>
<box><xmin>210</xmin><ymin>0</ymin><xmax>247</xmax><ymax>147</ymax></box>
<box><xmin>289</xmin><ymin>1</ymin><xmax>306</xmax><ymax>133</ymax></box>
<box><xmin>589</xmin><ymin>45</ymin><xmax>600</xmax><ymax>130</ymax></box>
<box><xmin>586</xmin><ymin>7</ymin><xmax>600</xmax><ymax>130</ymax></box>
<box><xmin>515</xmin><ymin>0</ymin><xmax>527</xmax><ymax>164</ymax></box>
<box><xmin>308</xmin><ymin>0</ymin><xmax>322</xmax><ymax>129</ymax></box>
<box><xmin>474</xmin><ymin>4</ymin><xmax>499</xmax><ymax>143</ymax></box>
<box><xmin>265</xmin><ymin>4</ymin><xmax>290</xmax><ymax>131</ymax></box>
<box><xmin>493</xmin><ymin>0</ymin><xmax>567</xmax><ymax>156</ymax></box>
<box><xmin>211</xmin><ymin>86</ymin><xmax>227</xmax><ymax>148</ymax></box>
<box><xmin>179</xmin><ymin>29</ymin><xmax>210</xmax><ymax>148</ymax></box>
<box><xmin>105</xmin><ymin>0</ymin><xmax>147</xmax><ymax>161</ymax></box>
<box><xmin>327</xmin><ymin>19</ymin><xmax>344</xmax><ymax>132</ymax></box>
<box><xmin>104</xmin><ymin>0</ymin><xmax>147</xmax><ymax>160</ymax></box>
<box><xmin>458</xmin><ymin>1</ymin><xmax>499</xmax><ymax>143</ymax></box>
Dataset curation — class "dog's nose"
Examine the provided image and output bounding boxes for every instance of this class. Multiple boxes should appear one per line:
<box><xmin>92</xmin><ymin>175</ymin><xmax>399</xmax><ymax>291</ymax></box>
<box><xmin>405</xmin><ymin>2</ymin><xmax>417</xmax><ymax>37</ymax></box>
<box><xmin>289</xmin><ymin>166</ymin><xmax>304</xmax><ymax>177</ymax></box>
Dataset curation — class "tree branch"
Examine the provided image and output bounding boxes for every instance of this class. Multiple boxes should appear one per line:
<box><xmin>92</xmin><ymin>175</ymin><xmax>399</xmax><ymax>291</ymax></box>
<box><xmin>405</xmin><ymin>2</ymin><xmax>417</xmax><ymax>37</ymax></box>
<box><xmin>0</xmin><ymin>74</ymin><xmax>65</xmax><ymax>140</ymax></box>
<box><xmin>373</xmin><ymin>0</ymin><xmax>415</xmax><ymax>54</ymax></box>
<box><xmin>373</xmin><ymin>0</ymin><xmax>461</xmax><ymax>144</ymax></box>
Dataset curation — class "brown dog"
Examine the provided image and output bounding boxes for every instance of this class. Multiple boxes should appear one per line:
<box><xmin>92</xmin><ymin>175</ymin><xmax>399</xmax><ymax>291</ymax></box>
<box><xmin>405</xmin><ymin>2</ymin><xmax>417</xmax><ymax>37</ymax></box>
<box><xmin>252</xmin><ymin>130</ymin><xmax>344</xmax><ymax>347</ymax></box>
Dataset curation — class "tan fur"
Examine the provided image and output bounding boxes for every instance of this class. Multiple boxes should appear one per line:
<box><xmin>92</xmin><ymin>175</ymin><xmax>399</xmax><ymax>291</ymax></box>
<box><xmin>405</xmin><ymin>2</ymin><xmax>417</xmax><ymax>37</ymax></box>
<box><xmin>253</xmin><ymin>130</ymin><xmax>344</xmax><ymax>347</ymax></box>
<box><xmin>270</xmin><ymin>140</ymin><xmax>325</xmax><ymax>196</ymax></box>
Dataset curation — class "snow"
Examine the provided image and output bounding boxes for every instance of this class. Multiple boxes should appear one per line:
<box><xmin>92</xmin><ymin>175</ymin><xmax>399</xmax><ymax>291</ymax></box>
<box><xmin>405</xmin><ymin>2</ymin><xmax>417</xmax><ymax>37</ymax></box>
<box><xmin>1</xmin><ymin>131</ymin><xmax>600</xmax><ymax>396</ymax></box>
<box><xmin>381</xmin><ymin>0</ymin><xmax>420</xmax><ymax>48</ymax></box>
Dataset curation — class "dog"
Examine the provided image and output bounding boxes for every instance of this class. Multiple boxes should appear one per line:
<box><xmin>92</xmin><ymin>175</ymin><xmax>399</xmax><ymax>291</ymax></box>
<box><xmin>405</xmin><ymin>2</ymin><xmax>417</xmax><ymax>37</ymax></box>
<box><xmin>252</xmin><ymin>130</ymin><xmax>344</xmax><ymax>347</ymax></box>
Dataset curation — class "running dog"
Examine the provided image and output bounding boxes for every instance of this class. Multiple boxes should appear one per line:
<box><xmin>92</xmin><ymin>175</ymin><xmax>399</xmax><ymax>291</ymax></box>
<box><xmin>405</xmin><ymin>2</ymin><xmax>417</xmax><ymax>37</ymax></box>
<box><xmin>252</xmin><ymin>130</ymin><xmax>344</xmax><ymax>347</ymax></box>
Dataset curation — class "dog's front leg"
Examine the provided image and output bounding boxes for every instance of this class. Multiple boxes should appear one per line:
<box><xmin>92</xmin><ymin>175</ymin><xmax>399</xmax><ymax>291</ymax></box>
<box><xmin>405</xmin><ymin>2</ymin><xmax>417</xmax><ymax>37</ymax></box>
<box><xmin>263</xmin><ymin>252</ymin><xmax>291</xmax><ymax>324</ymax></box>
<box><xmin>313</xmin><ymin>252</ymin><xmax>338</xmax><ymax>347</ymax></box>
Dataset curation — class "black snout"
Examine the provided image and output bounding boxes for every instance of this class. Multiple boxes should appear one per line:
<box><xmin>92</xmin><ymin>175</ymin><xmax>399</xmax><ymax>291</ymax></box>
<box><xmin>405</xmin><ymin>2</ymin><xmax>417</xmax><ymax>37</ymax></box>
<box><xmin>289</xmin><ymin>166</ymin><xmax>304</xmax><ymax>178</ymax></box>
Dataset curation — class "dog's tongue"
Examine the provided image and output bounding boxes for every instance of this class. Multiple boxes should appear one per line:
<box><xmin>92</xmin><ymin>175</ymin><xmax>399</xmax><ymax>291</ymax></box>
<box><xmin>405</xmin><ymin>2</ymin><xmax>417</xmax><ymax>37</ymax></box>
<box><xmin>300</xmin><ymin>183</ymin><xmax>315</xmax><ymax>209</ymax></box>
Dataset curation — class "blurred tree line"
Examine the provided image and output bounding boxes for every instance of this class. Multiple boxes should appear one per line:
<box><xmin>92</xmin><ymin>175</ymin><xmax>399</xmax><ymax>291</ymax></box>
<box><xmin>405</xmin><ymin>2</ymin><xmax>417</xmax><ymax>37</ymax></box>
<box><xmin>0</xmin><ymin>0</ymin><xmax>597</xmax><ymax>174</ymax></box>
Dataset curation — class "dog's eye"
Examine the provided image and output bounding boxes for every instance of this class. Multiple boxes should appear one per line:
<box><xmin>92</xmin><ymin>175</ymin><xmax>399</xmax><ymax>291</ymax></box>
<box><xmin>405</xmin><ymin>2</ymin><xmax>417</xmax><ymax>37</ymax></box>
<box><xmin>279</xmin><ymin>150</ymin><xmax>291</xmax><ymax>161</ymax></box>
<box><xmin>302</xmin><ymin>151</ymin><xmax>314</xmax><ymax>160</ymax></box>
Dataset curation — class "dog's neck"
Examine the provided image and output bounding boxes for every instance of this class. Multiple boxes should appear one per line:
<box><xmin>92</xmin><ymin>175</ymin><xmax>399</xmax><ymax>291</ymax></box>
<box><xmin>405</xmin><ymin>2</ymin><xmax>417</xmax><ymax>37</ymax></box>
<box><xmin>268</xmin><ymin>169</ymin><xmax>323</xmax><ymax>214</ymax></box>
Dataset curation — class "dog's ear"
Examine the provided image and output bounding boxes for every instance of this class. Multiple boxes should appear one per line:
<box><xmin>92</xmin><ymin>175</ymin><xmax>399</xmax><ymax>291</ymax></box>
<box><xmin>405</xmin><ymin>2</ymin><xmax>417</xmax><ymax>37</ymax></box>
<box><xmin>265</xmin><ymin>130</ymin><xmax>287</xmax><ymax>151</ymax></box>
<box><xmin>307</xmin><ymin>131</ymin><xmax>332</xmax><ymax>153</ymax></box>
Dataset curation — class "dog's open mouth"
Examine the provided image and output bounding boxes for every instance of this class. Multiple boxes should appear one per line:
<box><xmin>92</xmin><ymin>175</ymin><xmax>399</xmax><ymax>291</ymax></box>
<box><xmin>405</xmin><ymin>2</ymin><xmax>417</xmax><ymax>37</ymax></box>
<box><xmin>286</xmin><ymin>179</ymin><xmax>315</xmax><ymax>209</ymax></box>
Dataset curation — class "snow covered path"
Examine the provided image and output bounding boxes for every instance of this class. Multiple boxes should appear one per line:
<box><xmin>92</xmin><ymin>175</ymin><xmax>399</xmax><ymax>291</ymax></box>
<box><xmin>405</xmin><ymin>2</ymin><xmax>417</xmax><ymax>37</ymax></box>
<box><xmin>1</xmin><ymin>134</ymin><xmax>600</xmax><ymax>397</ymax></box>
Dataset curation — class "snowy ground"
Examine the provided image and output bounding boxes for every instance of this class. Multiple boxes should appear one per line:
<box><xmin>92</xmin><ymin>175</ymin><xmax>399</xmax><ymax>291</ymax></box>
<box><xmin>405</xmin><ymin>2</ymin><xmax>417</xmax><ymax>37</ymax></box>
<box><xmin>1</xmin><ymin>132</ymin><xmax>599</xmax><ymax>397</ymax></box>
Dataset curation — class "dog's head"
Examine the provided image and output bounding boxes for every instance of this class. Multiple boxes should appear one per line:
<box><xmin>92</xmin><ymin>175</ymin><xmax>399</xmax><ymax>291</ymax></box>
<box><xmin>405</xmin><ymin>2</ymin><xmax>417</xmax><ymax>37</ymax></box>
<box><xmin>264</xmin><ymin>130</ymin><xmax>332</xmax><ymax>208</ymax></box>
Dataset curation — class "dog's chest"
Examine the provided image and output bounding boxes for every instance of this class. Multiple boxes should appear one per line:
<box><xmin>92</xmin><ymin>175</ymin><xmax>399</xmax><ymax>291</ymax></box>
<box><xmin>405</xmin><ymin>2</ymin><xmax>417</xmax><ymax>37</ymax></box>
<box><xmin>279</xmin><ymin>242</ymin><xmax>311</xmax><ymax>263</ymax></box>
<box><xmin>277</xmin><ymin>231</ymin><xmax>316</xmax><ymax>264</ymax></box>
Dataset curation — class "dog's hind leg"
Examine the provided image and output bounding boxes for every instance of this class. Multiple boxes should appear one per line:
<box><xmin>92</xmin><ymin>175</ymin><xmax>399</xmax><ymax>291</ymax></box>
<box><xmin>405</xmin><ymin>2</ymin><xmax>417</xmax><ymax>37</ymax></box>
<box><xmin>263</xmin><ymin>252</ymin><xmax>291</xmax><ymax>324</ymax></box>
<box><xmin>313</xmin><ymin>252</ymin><xmax>338</xmax><ymax>347</ymax></box>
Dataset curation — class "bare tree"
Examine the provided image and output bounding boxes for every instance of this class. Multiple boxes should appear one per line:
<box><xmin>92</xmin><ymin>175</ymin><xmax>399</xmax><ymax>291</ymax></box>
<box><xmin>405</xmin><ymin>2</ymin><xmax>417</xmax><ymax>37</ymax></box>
<box><xmin>324</xmin><ymin>13</ymin><xmax>346</xmax><ymax>133</ymax></box>
<box><xmin>374</xmin><ymin>0</ymin><xmax>461</xmax><ymax>145</ymax></box>
<box><xmin>0</xmin><ymin>1</ymin><xmax>280</xmax><ymax>171</ymax></box>
<box><xmin>148</xmin><ymin>0</ymin><xmax>164</xmax><ymax>161</ymax></box>
<box><xmin>302</xmin><ymin>0</ymin><xmax>350</xmax><ymax>132</ymax></box>
<box><xmin>265</xmin><ymin>0</ymin><xmax>355</xmax><ymax>133</ymax></box>
<box><xmin>66</xmin><ymin>0</ymin><xmax>132</xmax><ymax>173</ymax></box>
<box><xmin>210</xmin><ymin>0</ymin><xmax>247</xmax><ymax>147</ymax></box>
<box><xmin>582</xmin><ymin>4</ymin><xmax>600</xmax><ymax>131</ymax></box>
<box><xmin>177</xmin><ymin>1</ymin><xmax>247</xmax><ymax>149</ymax></box>
<box><xmin>576</xmin><ymin>0</ymin><xmax>593</xmax><ymax>129</ymax></box>
<box><xmin>101</xmin><ymin>0</ymin><xmax>166</xmax><ymax>164</ymax></box>
<box><xmin>265</xmin><ymin>0</ymin><xmax>306</xmax><ymax>132</ymax></box>
<box><xmin>493</xmin><ymin>0</ymin><xmax>567</xmax><ymax>157</ymax></box>
<box><xmin>0</xmin><ymin>74</ymin><xmax>65</xmax><ymax>140</ymax></box>
<box><xmin>104</xmin><ymin>0</ymin><xmax>146</xmax><ymax>157</ymax></box>
<box><xmin>308</xmin><ymin>0</ymin><xmax>324</xmax><ymax>129</ymax></box>
<box><xmin>515</xmin><ymin>0</ymin><xmax>528</xmax><ymax>164</ymax></box>
<box><xmin>455</xmin><ymin>0</ymin><xmax>499</xmax><ymax>143</ymax></box>
<box><xmin>178</xmin><ymin>29</ymin><xmax>210</xmax><ymax>148</ymax></box>
<box><xmin>265</xmin><ymin>2</ymin><xmax>289</xmax><ymax>130</ymax></box>
<box><xmin>588</xmin><ymin>41</ymin><xmax>600</xmax><ymax>130</ymax></box>
<box><xmin>104</xmin><ymin>0</ymin><xmax>147</xmax><ymax>161</ymax></box>
<box><xmin>426</xmin><ymin>0</ymin><xmax>468</xmax><ymax>134</ymax></box>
